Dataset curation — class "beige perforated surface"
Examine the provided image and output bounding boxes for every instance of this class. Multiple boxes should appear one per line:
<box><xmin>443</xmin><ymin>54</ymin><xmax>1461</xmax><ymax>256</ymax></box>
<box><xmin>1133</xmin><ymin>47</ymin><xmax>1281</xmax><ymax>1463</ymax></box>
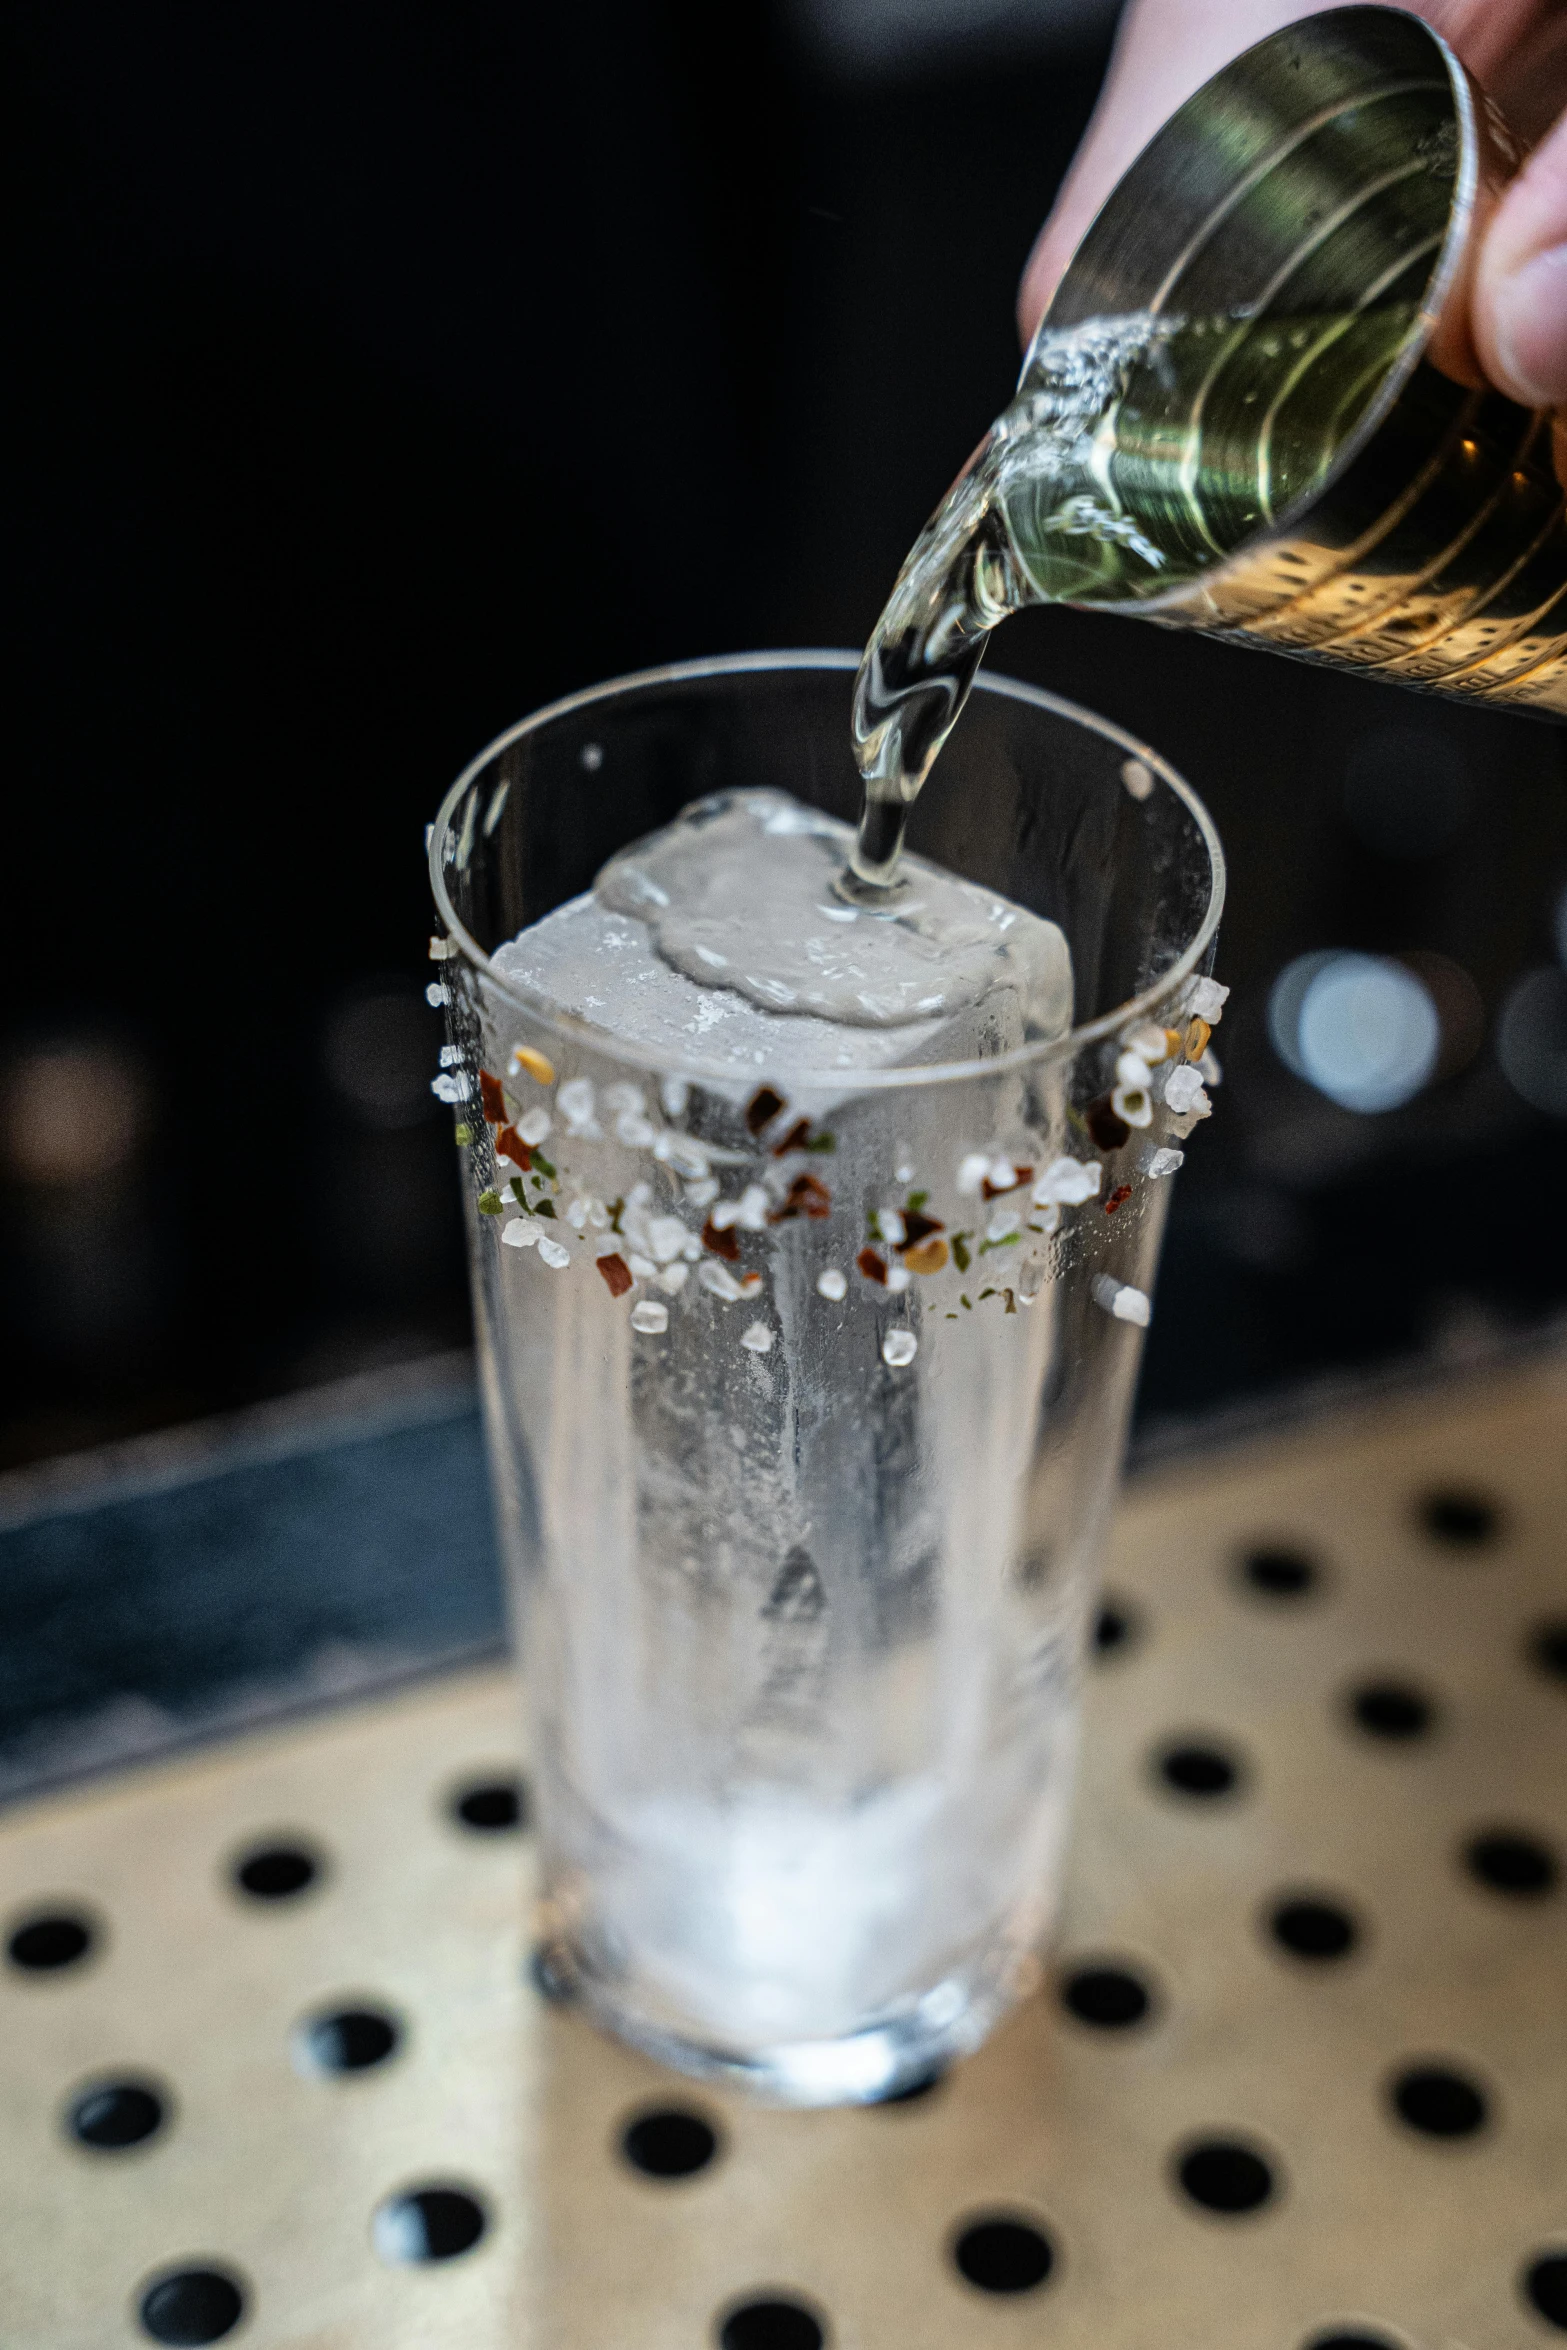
<box><xmin>3</xmin><ymin>1357</ymin><xmax>1566</xmax><ymax>2348</ymax></box>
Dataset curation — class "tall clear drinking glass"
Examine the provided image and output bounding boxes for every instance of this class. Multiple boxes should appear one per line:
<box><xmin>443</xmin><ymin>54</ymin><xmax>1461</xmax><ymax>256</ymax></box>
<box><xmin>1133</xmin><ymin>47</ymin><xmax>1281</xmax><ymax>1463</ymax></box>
<box><xmin>429</xmin><ymin>653</ymin><xmax>1223</xmax><ymax>2105</ymax></box>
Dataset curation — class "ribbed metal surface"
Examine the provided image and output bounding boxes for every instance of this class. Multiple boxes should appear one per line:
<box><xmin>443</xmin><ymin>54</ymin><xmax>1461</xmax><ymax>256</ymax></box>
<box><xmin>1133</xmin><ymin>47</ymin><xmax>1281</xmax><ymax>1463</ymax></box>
<box><xmin>4</xmin><ymin>1354</ymin><xmax>1566</xmax><ymax>2347</ymax></box>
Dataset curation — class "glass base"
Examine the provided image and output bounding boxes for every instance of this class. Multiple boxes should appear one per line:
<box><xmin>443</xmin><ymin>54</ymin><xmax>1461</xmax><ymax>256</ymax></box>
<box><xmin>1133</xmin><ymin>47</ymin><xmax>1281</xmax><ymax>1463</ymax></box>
<box><xmin>535</xmin><ymin>1934</ymin><xmax>1035</xmax><ymax>2107</ymax></box>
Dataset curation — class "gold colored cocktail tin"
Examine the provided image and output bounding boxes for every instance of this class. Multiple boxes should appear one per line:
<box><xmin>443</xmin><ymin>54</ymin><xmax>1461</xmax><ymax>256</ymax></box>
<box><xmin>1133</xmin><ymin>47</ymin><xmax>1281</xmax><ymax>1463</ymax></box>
<box><xmin>1038</xmin><ymin>5</ymin><xmax>1567</xmax><ymax>714</ymax></box>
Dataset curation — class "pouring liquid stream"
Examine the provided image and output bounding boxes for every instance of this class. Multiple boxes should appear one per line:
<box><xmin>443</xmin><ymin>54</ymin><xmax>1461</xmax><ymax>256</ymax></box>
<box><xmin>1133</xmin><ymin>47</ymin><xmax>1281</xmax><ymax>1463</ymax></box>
<box><xmin>847</xmin><ymin>298</ymin><xmax>1422</xmax><ymax>891</ymax></box>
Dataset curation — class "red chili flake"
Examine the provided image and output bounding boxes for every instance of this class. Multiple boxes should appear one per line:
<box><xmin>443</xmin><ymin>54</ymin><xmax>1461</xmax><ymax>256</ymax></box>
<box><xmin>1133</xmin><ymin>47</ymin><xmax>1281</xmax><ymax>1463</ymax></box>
<box><xmin>771</xmin><ymin>1116</ymin><xmax>813</xmax><ymax>1157</ymax></box>
<box><xmin>494</xmin><ymin>1123</ymin><xmax>534</xmax><ymax>1172</ymax></box>
<box><xmin>478</xmin><ymin>1071</ymin><xmax>507</xmax><ymax>1124</ymax></box>
<box><xmin>702</xmin><ymin>1218</ymin><xmax>741</xmax><ymax>1262</ymax></box>
<box><xmin>770</xmin><ymin>1171</ymin><xmax>833</xmax><ymax>1225</ymax></box>
<box><xmin>745</xmin><ymin>1085</ymin><xmax>787</xmax><ymax>1136</ymax></box>
<box><xmin>595</xmin><ymin>1252</ymin><xmax>633</xmax><ymax>1297</ymax></box>
<box><xmin>1087</xmin><ymin>1096</ymin><xmax>1131</xmax><ymax>1152</ymax></box>
<box><xmin>1104</xmin><ymin>1184</ymin><xmax>1133</xmax><ymax>1215</ymax></box>
<box><xmin>857</xmin><ymin>1247</ymin><xmax>887</xmax><ymax>1285</ymax></box>
<box><xmin>898</xmin><ymin>1209</ymin><xmax>945</xmax><ymax>1250</ymax></box>
<box><xmin>981</xmin><ymin>1164</ymin><xmax>1033</xmax><ymax>1200</ymax></box>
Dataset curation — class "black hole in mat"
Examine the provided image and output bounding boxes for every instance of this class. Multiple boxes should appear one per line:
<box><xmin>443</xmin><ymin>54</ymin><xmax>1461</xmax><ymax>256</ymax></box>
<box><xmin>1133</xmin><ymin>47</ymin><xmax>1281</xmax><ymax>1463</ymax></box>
<box><xmin>952</xmin><ymin>2217</ymin><xmax>1056</xmax><ymax>2294</ymax></box>
<box><xmin>621</xmin><ymin>2108</ymin><xmax>719</xmax><ymax>2178</ymax></box>
<box><xmin>874</xmin><ymin>2065</ymin><xmax>946</xmax><ymax>2104</ymax></box>
<box><xmin>70</xmin><ymin>2079</ymin><xmax>166</xmax><ymax>2149</ymax></box>
<box><xmin>1061</xmin><ymin>1964</ymin><xmax>1152</xmax><ymax>2028</ymax></box>
<box><xmin>301</xmin><ymin>2007</ymin><xmax>401</xmax><ymax>2073</ymax></box>
<box><xmin>1420</xmin><ymin>1488</ymin><xmax>1501</xmax><ymax>1547</ymax></box>
<box><xmin>717</xmin><ymin>2297</ymin><xmax>825</xmax><ymax>2350</ymax></box>
<box><xmin>453</xmin><ymin>1778</ymin><xmax>526</xmax><ymax>1832</ymax></box>
<box><xmin>233</xmin><ymin>1844</ymin><xmax>320</xmax><ymax>1901</ymax></box>
<box><xmin>1348</xmin><ymin>1681</ymin><xmax>1434</xmax><ymax>1740</ymax></box>
<box><xmin>1524</xmin><ymin>2253</ymin><xmax>1567</xmax><ymax>2330</ymax></box>
<box><xmin>1528</xmin><ymin>1622</ymin><xmax>1567</xmax><ymax>1682</ymax></box>
<box><xmin>1390</xmin><ymin>2063</ymin><xmax>1488</xmax><ymax>2138</ymax></box>
<box><xmin>138</xmin><ymin>2268</ymin><xmax>246</xmax><ymax>2345</ymax></box>
<box><xmin>1240</xmin><ymin>1546</ymin><xmax>1318</xmax><ymax>1598</ymax></box>
<box><xmin>6</xmin><ymin>1910</ymin><xmax>95</xmax><ymax>1972</ymax></box>
<box><xmin>1157</xmin><ymin>1741</ymin><xmax>1240</xmax><ymax>1798</ymax></box>
<box><xmin>373</xmin><ymin>2185</ymin><xmax>488</xmax><ymax>2262</ymax></box>
<box><xmin>1269</xmin><ymin>1896</ymin><xmax>1360</xmax><ymax>1962</ymax></box>
<box><xmin>1093</xmin><ymin>1600</ymin><xmax>1139</xmax><ymax>1658</ymax></box>
<box><xmin>1464</xmin><ymin>1828</ymin><xmax>1559</xmax><ymax>1897</ymax></box>
<box><xmin>1302</xmin><ymin>2333</ymin><xmax>1404</xmax><ymax>2349</ymax></box>
<box><xmin>1176</xmin><ymin>2138</ymin><xmax>1276</xmax><ymax>2214</ymax></box>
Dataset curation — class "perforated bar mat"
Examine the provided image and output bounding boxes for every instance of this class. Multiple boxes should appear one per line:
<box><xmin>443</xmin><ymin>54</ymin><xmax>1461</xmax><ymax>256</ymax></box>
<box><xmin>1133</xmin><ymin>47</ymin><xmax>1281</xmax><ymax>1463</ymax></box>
<box><xmin>3</xmin><ymin>1356</ymin><xmax>1567</xmax><ymax>2348</ymax></box>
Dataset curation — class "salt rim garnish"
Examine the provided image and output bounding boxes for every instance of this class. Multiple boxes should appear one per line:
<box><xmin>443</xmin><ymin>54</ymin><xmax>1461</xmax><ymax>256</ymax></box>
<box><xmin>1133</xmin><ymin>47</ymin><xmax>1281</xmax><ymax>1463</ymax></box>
<box><xmin>1184</xmin><ymin>976</ymin><xmax>1229</xmax><ymax>1023</ymax></box>
<box><xmin>516</xmin><ymin>1107</ymin><xmax>552</xmax><ymax>1146</ymax></box>
<box><xmin>1092</xmin><ymin>1274</ymin><xmax>1151</xmax><ymax>1326</ymax></box>
<box><xmin>629</xmin><ymin>1298</ymin><xmax>668</xmax><ymax>1334</ymax></box>
<box><xmin>431</xmin><ymin>1071</ymin><xmax>469</xmax><ymax>1104</ymax></box>
<box><xmin>1163</xmin><ymin>1065</ymin><xmax>1211</xmax><ymax>1117</ymax></box>
<box><xmin>501</xmin><ymin>1220</ymin><xmax>540</xmax><ymax>1249</ymax></box>
<box><xmin>739</xmin><ymin>1322</ymin><xmax>773</xmax><ymax>1353</ymax></box>
<box><xmin>698</xmin><ymin>1259</ymin><xmax>745</xmax><ymax>1301</ymax></box>
<box><xmin>882</xmin><ymin>1328</ymin><xmax>918</xmax><ymax>1366</ymax></box>
<box><xmin>817</xmin><ymin>1267</ymin><xmax>847</xmax><ymax>1301</ymax></box>
<box><xmin>1033</xmin><ymin>1157</ymin><xmax>1101</xmax><ymax>1207</ymax></box>
<box><xmin>1143</xmin><ymin>1146</ymin><xmax>1184</xmax><ymax>1178</ymax></box>
<box><xmin>537</xmin><ymin>1235</ymin><xmax>571</xmax><ymax>1270</ymax></box>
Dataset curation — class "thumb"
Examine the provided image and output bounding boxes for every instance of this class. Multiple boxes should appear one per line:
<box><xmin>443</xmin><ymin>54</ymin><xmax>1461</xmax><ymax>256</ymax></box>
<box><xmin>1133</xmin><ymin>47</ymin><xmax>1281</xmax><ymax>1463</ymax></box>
<box><xmin>1474</xmin><ymin>107</ymin><xmax>1567</xmax><ymax>407</ymax></box>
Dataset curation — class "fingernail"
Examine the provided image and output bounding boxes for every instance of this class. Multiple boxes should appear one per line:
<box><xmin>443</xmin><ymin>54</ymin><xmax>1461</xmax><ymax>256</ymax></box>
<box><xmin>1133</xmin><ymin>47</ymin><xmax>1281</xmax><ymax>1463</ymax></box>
<box><xmin>1491</xmin><ymin>242</ymin><xmax>1567</xmax><ymax>406</ymax></box>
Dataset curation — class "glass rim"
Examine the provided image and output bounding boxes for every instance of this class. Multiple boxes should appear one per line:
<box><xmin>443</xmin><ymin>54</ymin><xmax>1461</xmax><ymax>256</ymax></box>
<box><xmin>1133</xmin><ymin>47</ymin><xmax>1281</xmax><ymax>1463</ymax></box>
<box><xmin>428</xmin><ymin>649</ymin><xmax>1226</xmax><ymax>1092</ymax></box>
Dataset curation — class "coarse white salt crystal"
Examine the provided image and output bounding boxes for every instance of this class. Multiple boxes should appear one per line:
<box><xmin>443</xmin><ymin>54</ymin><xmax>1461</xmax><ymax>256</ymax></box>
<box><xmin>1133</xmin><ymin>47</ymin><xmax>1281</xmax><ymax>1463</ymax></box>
<box><xmin>431</xmin><ymin>1072</ymin><xmax>468</xmax><ymax>1103</ymax></box>
<box><xmin>501</xmin><ymin>1219</ymin><xmax>540</xmax><ymax>1249</ymax></box>
<box><xmin>685</xmin><ymin>1176</ymin><xmax>719</xmax><ymax>1207</ymax></box>
<box><xmin>628</xmin><ymin>1253</ymin><xmax>658</xmax><ymax>1280</ymax></box>
<box><xmin>816</xmin><ymin>1268</ymin><xmax>847</xmax><ymax>1301</ymax></box>
<box><xmin>709</xmin><ymin>1198</ymin><xmax>741</xmax><ymax>1229</ymax></box>
<box><xmin>647</xmin><ymin>1216</ymin><xmax>690</xmax><ymax>1264</ymax></box>
<box><xmin>1186</xmin><ymin>976</ymin><xmax>1229</xmax><ymax>1022</ymax></box>
<box><xmin>895</xmin><ymin>1162</ymin><xmax>915</xmax><ymax>1183</ymax></box>
<box><xmin>698</xmin><ymin>1259</ymin><xmax>744</xmax><ymax>1301</ymax></box>
<box><xmin>1121</xmin><ymin>756</ymin><xmax>1155</xmax><ymax>801</ymax></box>
<box><xmin>537</xmin><ymin>1236</ymin><xmax>572</xmax><ymax>1270</ymax></box>
<box><xmin>1163</xmin><ymin>1066</ymin><xmax>1211</xmax><ymax>1117</ymax></box>
<box><xmin>987</xmin><ymin>1204</ymin><xmax>1022</xmax><ymax>1242</ymax></box>
<box><xmin>1144</xmin><ymin>1147</ymin><xmax>1184</xmax><ymax>1178</ymax></box>
<box><xmin>957</xmin><ymin>1152</ymin><xmax>991</xmax><ymax>1195</ymax></box>
<box><xmin>428</xmin><ymin>935</ymin><xmax>455</xmax><ymax>960</ymax></box>
<box><xmin>630</xmin><ymin>1299</ymin><xmax>669</xmax><ymax>1334</ymax></box>
<box><xmin>882</xmin><ymin>1328</ymin><xmax>918</xmax><ymax>1367</ymax></box>
<box><xmin>439</xmin><ymin>1043</ymin><xmax>462</xmax><ymax>1066</ymax></box>
<box><xmin>1115</xmin><ymin>1049</ymin><xmax>1152</xmax><ymax>1089</ymax></box>
<box><xmin>604</xmin><ymin>1081</ymin><xmax>645</xmax><ymax>1116</ymax></box>
<box><xmin>661</xmin><ymin>1074</ymin><xmax>690</xmax><ymax>1119</ymax></box>
<box><xmin>517</xmin><ymin>1107</ymin><xmax>552</xmax><ymax>1146</ymax></box>
<box><xmin>886</xmin><ymin>1263</ymin><xmax>912</xmax><ymax>1293</ymax></box>
<box><xmin>1034</xmin><ymin>1157</ymin><xmax>1101</xmax><ymax>1207</ymax></box>
<box><xmin>565</xmin><ymin>1196</ymin><xmax>593</xmax><ymax>1230</ymax></box>
<box><xmin>735</xmin><ymin>1185</ymin><xmax>770</xmax><ymax>1232</ymax></box>
<box><xmin>1093</xmin><ymin>1275</ymin><xmax>1151</xmax><ymax>1326</ymax></box>
<box><xmin>875</xmin><ymin>1207</ymin><xmax>907</xmax><ymax>1247</ymax></box>
<box><xmin>1199</xmin><ymin>1049</ymin><xmax>1222</xmax><ymax>1086</ymax></box>
<box><xmin>738</xmin><ymin>1273</ymin><xmax>764</xmax><ymax>1297</ymax></box>
<box><xmin>657</xmin><ymin>1262</ymin><xmax>690</xmax><ymax>1295</ymax></box>
<box><xmin>1018</xmin><ymin>1257</ymin><xmax>1046</xmax><ymax>1304</ymax></box>
<box><xmin>988</xmin><ymin>1157</ymin><xmax>1019</xmax><ymax>1192</ymax></box>
<box><xmin>558</xmin><ymin>1077</ymin><xmax>595</xmax><ymax>1123</ymax></box>
<box><xmin>425</xmin><ymin>982</ymin><xmax>449</xmax><ymax>1008</ymax></box>
<box><xmin>616</xmin><ymin>1110</ymin><xmax>657</xmax><ymax>1147</ymax></box>
<box><xmin>740</xmin><ymin>1322</ymin><xmax>773</xmax><ymax>1353</ymax></box>
<box><xmin>1030</xmin><ymin>1201</ymin><xmax>1061</xmax><ymax>1236</ymax></box>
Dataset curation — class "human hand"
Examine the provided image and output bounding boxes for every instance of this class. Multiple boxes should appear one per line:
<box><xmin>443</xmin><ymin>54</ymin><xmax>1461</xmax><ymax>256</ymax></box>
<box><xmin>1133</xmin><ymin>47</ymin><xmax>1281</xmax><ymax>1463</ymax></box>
<box><xmin>1017</xmin><ymin>1</ymin><xmax>1567</xmax><ymax>409</ymax></box>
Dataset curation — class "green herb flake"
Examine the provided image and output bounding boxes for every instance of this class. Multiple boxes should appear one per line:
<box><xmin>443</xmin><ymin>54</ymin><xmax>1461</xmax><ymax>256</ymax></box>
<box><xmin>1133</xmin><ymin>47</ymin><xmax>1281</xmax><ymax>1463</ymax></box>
<box><xmin>946</xmin><ymin>1311</ymin><xmax>958</xmax><ymax>1319</ymax></box>
<box><xmin>508</xmin><ymin>1177</ymin><xmax>531</xmax><ymax>1210</ymax></box>
<box><xmin>534</xmin><ymin>1196</ymin><xmax>557</xmax><ymax>1219</ymax></box>
<box><xmin>477</xmin><ymin>1189</ymin><xmax>504</xmax><ymax>1217</ymax></box>
<box><xmin>608</xmin><ymin>1196</ymin><xmax>625</xmax><ymax>1235</ymax></box>
<box><xmin>952</xmin><ymin>1234</ymin><xmax>971</xmax><ymax>1273</ymax></box>
<box><xmin>979</xmin><ymin>1231</ymin><xmax>1021</xmax><ymax>1256</ymax></box>
<box><xmin>960</xmin><ymin>1293</ymin><xmax>972</xmax><ymax>1310</ymax></box>
<box><xmin>532</xmin><ymin>1150</ymin><xmax>558</xmax><ymax>1181</ymax></box>
<box><xmin>979</xmin><ymin>1287</ymin><xmax>996</xmax><ymax>1300</ymax></box>
<box><xmin>453</xmin><ymin>1122</ymin><xmax>473</xmax><ymax>1146</ymax></box>
<box><xmin>906</xmin><ymin>1189</ymin><xmax>929</xmax><ymax>1214</ymax></box>
<box><xmin>805</xmin><ymin>1131</ymin><xmax>836</xmax><ymax>1154</ymax></box>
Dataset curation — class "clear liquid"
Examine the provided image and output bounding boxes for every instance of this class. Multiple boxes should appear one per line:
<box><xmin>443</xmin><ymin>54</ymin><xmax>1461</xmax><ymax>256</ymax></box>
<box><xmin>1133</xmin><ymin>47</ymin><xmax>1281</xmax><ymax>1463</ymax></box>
<box><xmin>850</xmin><ymin>299</ymin><xmax>1421</xmax><ymax>886</ymax></box>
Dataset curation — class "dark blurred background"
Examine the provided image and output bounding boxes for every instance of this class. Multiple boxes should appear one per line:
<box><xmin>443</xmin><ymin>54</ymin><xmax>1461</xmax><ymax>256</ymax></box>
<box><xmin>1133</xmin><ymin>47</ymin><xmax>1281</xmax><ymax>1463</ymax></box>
<box><xmin>8</xmin><ymin>0</ymin><xmax>1567</xmax><ymax>1472</ymax></box>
